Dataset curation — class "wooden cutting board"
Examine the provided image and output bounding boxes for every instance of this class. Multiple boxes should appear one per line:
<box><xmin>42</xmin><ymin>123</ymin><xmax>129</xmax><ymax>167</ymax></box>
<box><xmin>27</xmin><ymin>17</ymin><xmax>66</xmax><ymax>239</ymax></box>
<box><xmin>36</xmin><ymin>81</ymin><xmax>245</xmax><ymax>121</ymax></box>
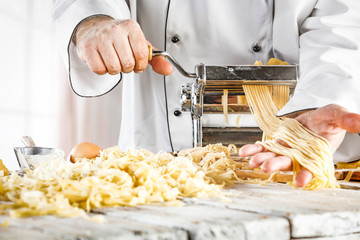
<box><xmin>235</xmin><ymin>169</ymin><xmax>360</xmax><ymax>183</ymax></box>
<box><xmin>231</xmin><ymin>156</ymin><xmax>360</xmax><ymax>183</ymax></box>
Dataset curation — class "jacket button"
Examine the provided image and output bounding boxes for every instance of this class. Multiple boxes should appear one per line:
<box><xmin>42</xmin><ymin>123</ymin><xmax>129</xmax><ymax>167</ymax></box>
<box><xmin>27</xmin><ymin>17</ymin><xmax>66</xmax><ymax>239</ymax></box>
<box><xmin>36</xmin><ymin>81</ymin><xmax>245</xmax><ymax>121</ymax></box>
<box><xmin>252</xmin><ymin>44</ymin><xmax>261</xmax><ymax>52</ymax></box>
<box><xmin>171</xmin><ymin>36</ymin><xmax>180</xmax><ymax>43</ymax></box>
<box><xmin>174</xmin><ymin>110</ymin><xmax>182</xmax><ymax>116</ymax></box>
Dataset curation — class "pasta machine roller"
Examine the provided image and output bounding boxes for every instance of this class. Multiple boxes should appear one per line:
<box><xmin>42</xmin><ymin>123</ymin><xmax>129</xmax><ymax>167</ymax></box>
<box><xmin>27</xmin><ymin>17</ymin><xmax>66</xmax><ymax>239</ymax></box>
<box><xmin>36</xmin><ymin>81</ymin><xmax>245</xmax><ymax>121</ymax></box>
<box><xmin>150</xmin><ymin>48</ymin><xmax>298</xmax><ymax>148</ymax></box>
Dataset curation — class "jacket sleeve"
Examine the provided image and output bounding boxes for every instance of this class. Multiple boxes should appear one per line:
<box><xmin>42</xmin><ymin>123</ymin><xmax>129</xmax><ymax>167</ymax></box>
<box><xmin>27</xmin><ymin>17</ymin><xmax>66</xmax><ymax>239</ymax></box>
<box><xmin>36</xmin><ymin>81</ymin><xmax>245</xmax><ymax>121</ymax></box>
<box><xmin>278</xmin><ymin>0</ymin><xmax>360</xmax><ymax>116</ymax></box>
<box><xmin>53</xmin><ymin>0</ymin><xmax>131</xmax><ymax>97</ymax></box>
<box><xmin>278</xmin><ymin>0</ymin><xmax>360</xmax><ymax>163</ymax></box>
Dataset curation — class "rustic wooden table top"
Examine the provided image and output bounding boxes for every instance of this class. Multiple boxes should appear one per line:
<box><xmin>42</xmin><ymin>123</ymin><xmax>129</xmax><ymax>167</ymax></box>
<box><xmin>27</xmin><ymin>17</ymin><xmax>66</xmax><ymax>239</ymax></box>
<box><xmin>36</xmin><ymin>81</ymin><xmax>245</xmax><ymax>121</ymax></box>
<box><xmin>1</xmin><ymin>181</ymin><xmax>360</xmax><ymax>240</ymax></box>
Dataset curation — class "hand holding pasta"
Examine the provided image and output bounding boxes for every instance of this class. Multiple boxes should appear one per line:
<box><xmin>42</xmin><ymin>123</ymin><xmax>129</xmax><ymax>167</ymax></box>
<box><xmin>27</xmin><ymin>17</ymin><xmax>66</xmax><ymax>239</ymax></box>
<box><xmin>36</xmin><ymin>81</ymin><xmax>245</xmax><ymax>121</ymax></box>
<box><xmin>239</xmin><ymin>104</ymin><xmax>360</xmax><ymax>188</ymax></box>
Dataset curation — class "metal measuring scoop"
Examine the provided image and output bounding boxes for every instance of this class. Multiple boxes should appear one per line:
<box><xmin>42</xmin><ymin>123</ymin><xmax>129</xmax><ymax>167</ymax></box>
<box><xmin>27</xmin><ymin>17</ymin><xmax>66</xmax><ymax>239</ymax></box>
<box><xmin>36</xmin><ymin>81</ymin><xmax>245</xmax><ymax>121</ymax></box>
<box><xmin>14</xmin><ymin>136</ymin><xmax>65</xmax><ymax>169</ymax></box>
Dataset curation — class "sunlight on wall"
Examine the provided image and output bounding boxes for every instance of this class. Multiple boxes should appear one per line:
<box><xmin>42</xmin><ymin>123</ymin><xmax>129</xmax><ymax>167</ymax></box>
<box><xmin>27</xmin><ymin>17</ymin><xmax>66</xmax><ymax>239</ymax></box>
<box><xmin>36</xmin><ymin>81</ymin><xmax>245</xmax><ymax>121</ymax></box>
<box><xmin>0</xmin><ymin>0</ymin><xmax>123</xmax><ymax>171</ymax></box>
<box><xmin>0</xmin><ymin>0</ymin><xmax>62</xmax><ymax>170</ymax></box>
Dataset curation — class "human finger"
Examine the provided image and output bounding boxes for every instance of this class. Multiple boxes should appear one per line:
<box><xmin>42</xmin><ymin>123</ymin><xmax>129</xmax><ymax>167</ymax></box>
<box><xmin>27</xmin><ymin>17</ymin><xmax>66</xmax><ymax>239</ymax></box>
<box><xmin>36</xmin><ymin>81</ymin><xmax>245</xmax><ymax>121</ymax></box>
<box><xmin>150</xmin><ymin>57</ymin><xmax>173</xmax><ymax>76</ymax></box>
<box><xmin>340</xmin><ymin>112</ymin><xmax>360</xmax><ymax>133</ymax></box>
<box><xmin>260</xmin><ymin>155</ymin><xmax>293</xmax><ymax>173</ymax></box>
<box><xmin>309</xmin><ymin>104</ymin><xmax>360</xmax><ymax>133</ymax></box>
<box><xmin>128</xmin><ymin>28</ymin><xmax>149</xmax><ymax>73</ymax></box>
<box><xmin>249</xmin><ymin>152</ymin><xmax>277</xmax><ymax>168</ymax></box>
<box><xmin>238</xmin><ymin>144</ymin><xmax>265</xmax><ymax>157</ymax></box>
<box><xmin>97</xmin><ymin>41</ymin><xmax>121</xmax><ymax>75</ymax></box>
<box><xmin>113</xmin><ymin>35</ymin><xmax>135</xmax><ymax>73</ymax></box>
<box><xmin>84</xmin><ymin>48</ymin><xmax>107</xmax><ymax>75</ymax></box>
<box><xmin>294</xmin><ymin>169</ymin><xmax>313</xmax><ymax>188</ymax></box>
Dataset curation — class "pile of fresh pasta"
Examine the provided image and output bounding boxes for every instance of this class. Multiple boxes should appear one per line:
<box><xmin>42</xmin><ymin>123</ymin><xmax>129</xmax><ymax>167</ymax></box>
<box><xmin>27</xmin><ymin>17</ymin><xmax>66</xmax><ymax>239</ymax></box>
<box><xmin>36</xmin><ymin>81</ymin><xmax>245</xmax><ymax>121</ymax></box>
<box><xmin>0</xmin><ymin>58</ymin><xmax>340</xmax><ymax>220</ymax></box>
<box><xmin>0</xmin><ymin>144</ymin><xmax>240</xmax><ymax>219</ymax></box>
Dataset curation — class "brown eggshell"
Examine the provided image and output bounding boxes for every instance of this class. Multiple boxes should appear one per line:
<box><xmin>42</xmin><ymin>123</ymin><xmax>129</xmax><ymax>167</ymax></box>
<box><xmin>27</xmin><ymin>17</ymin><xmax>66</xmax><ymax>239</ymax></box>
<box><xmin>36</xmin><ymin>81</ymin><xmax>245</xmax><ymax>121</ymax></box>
<box><xmin>69</xmin><ymin>142</ymin><xmax>102</xmax><ymax>163</ymax></box>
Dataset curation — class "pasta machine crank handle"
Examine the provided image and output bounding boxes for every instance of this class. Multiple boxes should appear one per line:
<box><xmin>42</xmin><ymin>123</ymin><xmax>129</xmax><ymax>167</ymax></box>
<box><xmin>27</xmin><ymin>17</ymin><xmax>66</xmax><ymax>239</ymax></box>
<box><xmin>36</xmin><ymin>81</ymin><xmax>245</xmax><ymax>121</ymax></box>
<box><xmin>148</xmin><ymin>46</ymin><xmax>197</xmax><ymax>78</ymax></box>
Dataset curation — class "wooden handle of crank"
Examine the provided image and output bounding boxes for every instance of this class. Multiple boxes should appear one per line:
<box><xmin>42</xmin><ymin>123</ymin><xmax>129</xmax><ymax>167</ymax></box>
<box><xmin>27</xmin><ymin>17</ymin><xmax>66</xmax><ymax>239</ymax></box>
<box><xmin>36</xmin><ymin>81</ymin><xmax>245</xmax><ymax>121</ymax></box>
<box><xmin>148</xmin><ymin>46</ymin><xmax>153</xmax><ymax>61</ymax></box>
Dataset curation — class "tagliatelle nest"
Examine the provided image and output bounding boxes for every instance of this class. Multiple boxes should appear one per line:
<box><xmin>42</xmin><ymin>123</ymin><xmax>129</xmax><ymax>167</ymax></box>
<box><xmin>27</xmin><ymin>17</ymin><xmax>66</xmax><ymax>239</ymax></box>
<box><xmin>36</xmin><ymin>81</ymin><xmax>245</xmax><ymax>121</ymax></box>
<box><xmin>178</xmin><ymin>144</ymin><xmax>243</xmax><ymax>185</ymax></box>
<box><xmin>0</xmin><ymin>144</ymin><xmax>240</xmax><ymax>219</ymax></box>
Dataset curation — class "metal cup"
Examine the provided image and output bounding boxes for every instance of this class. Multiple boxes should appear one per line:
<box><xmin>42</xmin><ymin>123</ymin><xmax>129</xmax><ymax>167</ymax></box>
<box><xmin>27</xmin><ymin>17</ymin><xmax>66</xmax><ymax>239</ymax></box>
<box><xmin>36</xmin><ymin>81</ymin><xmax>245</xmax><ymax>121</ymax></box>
<box><xmin>14</xmin><ymin>136</ymin><xmax>65</xmax><ymax>169</ymax></box>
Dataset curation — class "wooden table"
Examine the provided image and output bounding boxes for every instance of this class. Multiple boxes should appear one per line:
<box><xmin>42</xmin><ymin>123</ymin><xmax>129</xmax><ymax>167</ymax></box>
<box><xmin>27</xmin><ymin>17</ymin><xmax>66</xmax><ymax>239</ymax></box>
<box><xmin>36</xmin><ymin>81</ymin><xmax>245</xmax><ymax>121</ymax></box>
<box><xmin>1</xmin><ymin>181</ymin><xmax>360</xmax><ymax>240</ymax></box>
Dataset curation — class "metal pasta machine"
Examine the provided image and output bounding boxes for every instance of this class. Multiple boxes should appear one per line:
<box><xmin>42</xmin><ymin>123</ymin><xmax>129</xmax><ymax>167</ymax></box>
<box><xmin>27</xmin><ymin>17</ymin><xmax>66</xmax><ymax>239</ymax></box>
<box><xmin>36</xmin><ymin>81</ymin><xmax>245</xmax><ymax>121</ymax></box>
<box><xmin>150</xmin><ymin>49</ymin><xmax>298</xmax><ymax>148</ymax></box>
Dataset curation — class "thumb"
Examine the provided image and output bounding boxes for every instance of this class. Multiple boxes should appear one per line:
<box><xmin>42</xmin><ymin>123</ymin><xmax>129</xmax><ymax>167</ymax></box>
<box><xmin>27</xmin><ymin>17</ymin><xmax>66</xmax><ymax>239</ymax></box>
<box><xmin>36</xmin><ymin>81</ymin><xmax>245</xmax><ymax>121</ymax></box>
<box><xmin>150</xmin><ymin>57</ymin><xmax>173</xmax><ymax>76</ymax></box>
<box><xmin>331</xmin><ymin>104</ymin><xmax>360</xmax><ymax>133</ymax></box>
<box><xmin>294</xmin><ymin>168</ymin><xmax>313</xmax><ymax>188</ymax></box>
<box><xmin>341</xmin><ymin>112</ymin><xmax>360</xmax><ymax>133</ymax></box>
<box><xmin>148</xmin><ymin>45</ymin><xmax>173</xmax><ymax>76</ymax></box>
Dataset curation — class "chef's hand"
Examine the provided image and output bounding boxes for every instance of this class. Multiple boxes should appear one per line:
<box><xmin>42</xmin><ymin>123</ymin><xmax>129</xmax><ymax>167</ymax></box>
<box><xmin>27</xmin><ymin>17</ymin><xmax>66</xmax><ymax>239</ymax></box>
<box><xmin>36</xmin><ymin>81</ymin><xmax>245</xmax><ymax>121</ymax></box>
<box><xmin>74</xmin><ymin>15</ymin><xmax>173</xmax><ymax>75</ymax></box>
<box><xmin>239</xmin><ymin>104</ymin><xmax>360</xmax><ymax>187</ymax></box>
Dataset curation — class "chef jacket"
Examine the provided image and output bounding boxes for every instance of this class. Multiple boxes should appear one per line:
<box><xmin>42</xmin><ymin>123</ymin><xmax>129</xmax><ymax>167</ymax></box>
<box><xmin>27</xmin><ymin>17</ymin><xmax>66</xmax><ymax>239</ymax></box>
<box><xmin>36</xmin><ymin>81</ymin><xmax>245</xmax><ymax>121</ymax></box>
<box><xmin>54</xmin><ymin>0</ymin><xmax>360</xmax><ymax>163</ymax></box>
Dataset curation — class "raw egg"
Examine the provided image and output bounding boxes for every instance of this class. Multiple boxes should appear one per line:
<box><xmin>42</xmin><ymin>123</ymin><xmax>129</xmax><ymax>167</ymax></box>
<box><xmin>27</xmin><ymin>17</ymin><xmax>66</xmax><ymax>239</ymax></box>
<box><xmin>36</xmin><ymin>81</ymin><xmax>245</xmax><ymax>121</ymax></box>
<box><xmin>69</xmin><ymin>142</ymin><xmax>102</xmax><ymax>163</ymax></box>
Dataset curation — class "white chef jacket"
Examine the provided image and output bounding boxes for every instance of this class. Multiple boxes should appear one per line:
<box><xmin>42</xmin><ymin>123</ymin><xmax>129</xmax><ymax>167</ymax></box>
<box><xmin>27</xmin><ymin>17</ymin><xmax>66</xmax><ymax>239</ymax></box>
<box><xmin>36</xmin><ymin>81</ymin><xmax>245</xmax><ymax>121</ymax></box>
<box><xmin>53</xmin><ymin>0</ymin><xmax>360</xmax><ymax>163</ymax></box>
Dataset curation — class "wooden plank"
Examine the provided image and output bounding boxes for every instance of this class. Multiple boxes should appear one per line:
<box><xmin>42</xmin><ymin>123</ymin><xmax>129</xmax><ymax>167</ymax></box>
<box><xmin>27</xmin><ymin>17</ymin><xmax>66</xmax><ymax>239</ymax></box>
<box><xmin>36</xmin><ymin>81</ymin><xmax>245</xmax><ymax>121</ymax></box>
<box><xmin>235</xmin><ymin>169</ymin><xmax>353</xmax><ymax>182</ymax></box>
<box><xmin>236</xmin><ymin>169</ymin><xmax>292</xmax><ymax>183</ymax></box>
<box><xmin>190</xmin><ymin>183</ymin><xmax>360</xmax><ymax>238</ymax></box>
<box><xmin>2</xmin><ymin>181</ymin><xmax>360</xmax><ymax>239</ymax></box>
<box><xmin>339</xmin><ymin>171</ymin><xmax>360</xmax><ymax>181</ymax></box>
<box><xmin>233</xmin><ymin>157</ymin><xmax>360</xmax><ymax>182</ymax></box>
<box><xmin>338</xmin><ymin>181</ymin><xmax>360</xmax><ymax>190</ymax></box>
<box><xmin>0</xmin><ymin>225</ymin><xmax>58</xmax><ymax>240</ymax></box>
<box><xmin>295</xmin><ymin>232</ymin><xmax>360</xmax><ymax>240</ymax></box>
<box><xmin>100</xmin><ymin>204</ymin><xmax>290</xmax><ymax>240</ymax></box>
<box><xmin>0</xmin><ymin>214</ymin><xmax>187</xmax><ymax>240</ymax></box>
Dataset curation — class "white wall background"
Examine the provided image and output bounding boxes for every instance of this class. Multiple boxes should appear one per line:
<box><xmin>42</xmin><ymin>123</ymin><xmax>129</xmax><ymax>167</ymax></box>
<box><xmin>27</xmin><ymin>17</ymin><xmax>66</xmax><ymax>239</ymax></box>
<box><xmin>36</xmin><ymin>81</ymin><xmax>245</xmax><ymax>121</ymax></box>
<box><xmin>0</xmin><ymin>0</ymin><xmax>122</xmax><ymax>170</ymax></box>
